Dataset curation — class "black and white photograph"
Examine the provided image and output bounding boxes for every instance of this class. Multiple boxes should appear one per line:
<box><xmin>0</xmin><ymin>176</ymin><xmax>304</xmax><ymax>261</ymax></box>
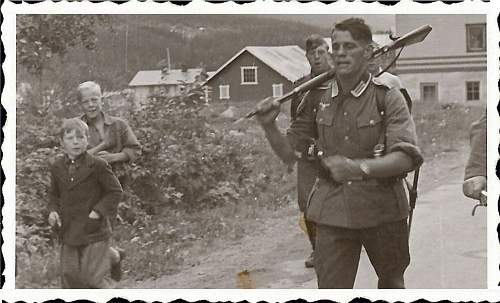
<box><xmin>1</xmin><ymin>0</ymin><xmax>498</xmax><ymax>299</ymax></box>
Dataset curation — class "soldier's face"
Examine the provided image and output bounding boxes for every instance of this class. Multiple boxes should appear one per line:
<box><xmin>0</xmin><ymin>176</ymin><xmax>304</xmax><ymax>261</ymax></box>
<box><xmin>79</xmin><ymin>87</ymin><xmax>103</xmax><ymax>120</ymax></box>
<box><xmin>306</xmin><ymin>44</ymin><xmax>332</xmax><ymax>76</ymax></box>
<box><xmin>331</xmin><ymin>30</ymin><xmax>370</xmax><ymax>77</ymax></box>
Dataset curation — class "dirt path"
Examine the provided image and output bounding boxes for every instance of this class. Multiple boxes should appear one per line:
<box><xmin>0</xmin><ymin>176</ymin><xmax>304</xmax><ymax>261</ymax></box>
<box><xmin>128</xmin><ymin>146</ymin><xmax>484</xmax><ymax>289</ymax></box>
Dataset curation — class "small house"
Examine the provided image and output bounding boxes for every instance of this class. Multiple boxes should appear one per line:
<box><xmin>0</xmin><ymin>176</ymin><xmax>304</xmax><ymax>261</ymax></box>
<box><xmin>129</xmin><ymin>67</ymin><xmax>212</xmax><ymax>105</ymax></box>
<box><xmin>203</xmin><ymin>46</ymin><xmax>310</xmax><ymax>103</ymax></box>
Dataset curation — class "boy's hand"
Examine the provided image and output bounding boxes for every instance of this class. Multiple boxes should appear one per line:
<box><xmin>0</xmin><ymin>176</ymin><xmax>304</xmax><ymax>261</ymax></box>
<box><xmin>48</xmin><ymin>211</ymin><xmax>61</xmax><ymax>228</ymax></box>
<box><xmin>96</xmin><ymin>151</ymin><xmax>116</xmax><ymax>164</ymax></box>
<box><xmin>89</xmin><ymin>210</ymin><xmax>101</xmax><ymax>219</ymax></box>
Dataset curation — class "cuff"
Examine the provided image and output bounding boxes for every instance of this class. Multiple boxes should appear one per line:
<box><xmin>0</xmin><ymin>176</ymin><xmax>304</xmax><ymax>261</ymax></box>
<box><xmin>388</xmin><ymin>142</ymin><xmax>424</xmax><ymax>167</ymax></box>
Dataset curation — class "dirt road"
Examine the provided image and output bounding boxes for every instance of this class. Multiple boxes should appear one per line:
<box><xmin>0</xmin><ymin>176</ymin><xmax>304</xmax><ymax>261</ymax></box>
<box><xmin>129</xmin><ymin>147</ymin><xmax>487</xmax><ymax>289</ymax></box>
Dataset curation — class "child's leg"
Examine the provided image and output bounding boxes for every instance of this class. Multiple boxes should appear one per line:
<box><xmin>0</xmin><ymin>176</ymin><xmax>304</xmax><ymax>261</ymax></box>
<box><xmin>60</xmin><ymin>244</ymin><xmax>84</xmax><ymax>288</ymax></box>
<box><xmin>80</xmin><ymin>239</ymin><xmax>114</xmax><ymax>288</ymax></box>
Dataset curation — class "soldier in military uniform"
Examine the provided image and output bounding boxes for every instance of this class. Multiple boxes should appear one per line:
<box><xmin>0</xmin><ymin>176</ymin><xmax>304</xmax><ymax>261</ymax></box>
<box><xmin>290</xmin><ymin>35</ymin><xmax>332</xmax><ymax>268</ymax></box>
<box><xmin>463</xmin><ymin>111</ymin><xmax>486</xmax><ymax>200</ymax></box>
<box><xmin>256</xmin><ymin>18</ymin><xmax>423</xmax><ymax>289</ymax></box>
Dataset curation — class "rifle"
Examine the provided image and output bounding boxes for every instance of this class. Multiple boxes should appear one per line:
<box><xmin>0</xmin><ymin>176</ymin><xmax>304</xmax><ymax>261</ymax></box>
<box><xmin>242</xmin><ymin>24</ymin><xmax>433</xmax><ymax>119</ymax></box>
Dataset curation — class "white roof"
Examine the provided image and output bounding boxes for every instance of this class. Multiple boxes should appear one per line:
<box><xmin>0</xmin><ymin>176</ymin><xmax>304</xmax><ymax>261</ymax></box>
<box><xmin>129</xmin><ymin>68</ymin><xmax>205</xmax><ymax>87</ymax></box>
<box><xmin>206</xmin><ymin>45</ymin><xmax>310</xmax><ymax>83</ymax></box>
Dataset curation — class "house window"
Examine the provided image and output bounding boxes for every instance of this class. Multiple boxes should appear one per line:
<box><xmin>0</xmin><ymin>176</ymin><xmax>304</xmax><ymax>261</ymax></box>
<box><xmin>272</xmin><ymin>83</ymin><xmax>283</xmax><ymax>98</ymax></box>
<box><xmin>466</xmin><ymin>81</ymin><xmax>480</xmax><ymax>101</ymax></box>
<box><xmin>219</xmin><ymin>85</ymin><xmax>230</xmax><ymax>100</ymax></box>
<box><xmin>420</xmin><ymin>83</ymin><xmax>438</xmax><ymax>102</ymax></box>
<box><xmin>241</xmin><ymin>66</ymin><xmax>258</xmax><ymax>85</ymax></box>
<box><xmin>466</xmin><ymin>23</ymin><xmax>486</xmax><ymax>52</ymax></box>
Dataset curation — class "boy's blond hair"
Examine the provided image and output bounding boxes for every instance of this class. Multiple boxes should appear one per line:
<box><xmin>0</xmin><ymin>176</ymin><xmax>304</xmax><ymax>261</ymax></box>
<box><xmin>77</xmin><ymin>81</ymin><xmax>102</xmax><ymax>101</ymax></box>
<box><xmin>59</xmin><ymin>118</ymin><xmax>89</xmax><ymax>139</ymax></box>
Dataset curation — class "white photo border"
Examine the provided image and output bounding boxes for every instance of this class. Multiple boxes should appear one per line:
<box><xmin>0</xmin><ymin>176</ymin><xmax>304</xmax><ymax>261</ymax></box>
<box><xmin>2</xmin><ymin>0</ymin><xmax>499</xmax><ymax>301</ymax></box>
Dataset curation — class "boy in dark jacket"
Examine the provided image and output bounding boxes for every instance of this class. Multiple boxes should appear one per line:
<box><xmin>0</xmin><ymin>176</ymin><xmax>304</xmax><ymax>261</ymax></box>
<box><xmin>48</xmin><ymin>118</ymin><xmax>123</xmax><ymax>288</ymax></box>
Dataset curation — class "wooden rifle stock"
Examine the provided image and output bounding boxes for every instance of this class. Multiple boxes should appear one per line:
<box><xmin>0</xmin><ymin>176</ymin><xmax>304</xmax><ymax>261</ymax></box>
<box><xmin>244</xmin><ymin>69</ymin><xmax>336</xmax><ymax>118</ymax></box>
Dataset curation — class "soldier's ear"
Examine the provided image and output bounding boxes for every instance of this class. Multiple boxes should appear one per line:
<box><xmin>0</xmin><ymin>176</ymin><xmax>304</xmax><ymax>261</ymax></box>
<box><xmin>364</xmin><ymin>44</ymin><xmax>374</xmax><ymax>60</ymax></box>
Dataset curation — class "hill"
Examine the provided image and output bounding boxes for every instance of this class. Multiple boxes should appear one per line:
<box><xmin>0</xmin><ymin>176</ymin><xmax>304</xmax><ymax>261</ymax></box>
<box><xmin>27</xmin><ymin>15</ymin><xmax>327</xmax><ymax>91</ymax></box>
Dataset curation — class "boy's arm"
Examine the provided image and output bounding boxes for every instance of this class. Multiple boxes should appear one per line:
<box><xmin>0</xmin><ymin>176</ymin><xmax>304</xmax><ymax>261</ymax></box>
<box><xmin>48</xmin><ymin>168</ymin><xmax>60</xmax><ymax>213</ymax></box>
<box><xmin>92</xmin><ymin>161</ymin><xmax>123</xmax><ymax>217</ymax></box>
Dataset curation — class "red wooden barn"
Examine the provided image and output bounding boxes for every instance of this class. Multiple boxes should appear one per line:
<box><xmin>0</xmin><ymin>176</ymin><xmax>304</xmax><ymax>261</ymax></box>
<box><xmin>204</xmin><ymin>46</ymin><xmax>310</xmax><ymax>103</ymax></box>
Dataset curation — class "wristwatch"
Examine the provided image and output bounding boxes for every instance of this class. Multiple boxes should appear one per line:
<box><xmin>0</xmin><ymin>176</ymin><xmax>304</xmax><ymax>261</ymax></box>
<box><xmin>359</xmin><ymin>160</ymin><xmax>371</xmax><ymax>176</ymax></box>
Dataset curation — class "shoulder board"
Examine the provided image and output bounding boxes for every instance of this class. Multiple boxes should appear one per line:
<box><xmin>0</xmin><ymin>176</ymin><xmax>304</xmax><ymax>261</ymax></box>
<box><xmin>372</xmin><ymin>75</ymin><xmax>392</xmax><ymax>89</ymax></box>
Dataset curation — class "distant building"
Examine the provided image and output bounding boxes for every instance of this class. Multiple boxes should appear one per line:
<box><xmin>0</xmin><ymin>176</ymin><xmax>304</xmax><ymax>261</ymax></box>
<box><xmin>203</xmin><ymin>46</ymin><xmax>310</xmax><ymax>103</ymax></box>
<box><xmin>128</xmin><ymin>67</ymin><xmax>214</xmax><ymax>104</ymax></box>
<box><xmin>395</xmin><ymin>15</ymin><xmax>486</xmax><ymax>104</ymax></box>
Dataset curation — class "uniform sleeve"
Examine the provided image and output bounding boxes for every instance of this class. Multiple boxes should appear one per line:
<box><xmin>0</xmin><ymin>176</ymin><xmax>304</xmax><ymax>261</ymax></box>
<box><xmin>119</xmin><ymin>120</ymin><xmax>142</xmax><ymax>162</ymax></box>
<box><xmin>384</xmin><ymin>88</ymin><xmax>423</xmax><ymax>167</ymax></box>
<box><xmin>286</xmin><ymin>92</ymin><xmax>317</xmax><ymax>154</ymax></box>
<box><xmin>464</xmin><ymin>111</ymin><xmax>486</xmax><ymax>179</ymax></box>
<box><xmin>47</xmin><ymin>167</ymin><xmax>60</xmax><ymax>213</ymax></box>
<box><xmin>93</xmin><ymin>160</ymin><xmax>123</xmax><ymax>217</ymax></box>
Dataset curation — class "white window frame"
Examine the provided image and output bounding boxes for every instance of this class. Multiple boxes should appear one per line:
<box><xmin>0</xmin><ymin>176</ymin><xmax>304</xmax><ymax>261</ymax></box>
<box><xmin>219</xmin><ymin>85</ymin><xmax>230</xmax><ymax>100</ymax></box>
<box><xmin>241</xmin><ymin>66</ymin><xmax>258</xmax><ymax>85</ymax></box>
<box><xmin>272</xmin><ymin>83</ymin><xmax>283</xmax><ymax>98</ymax></box>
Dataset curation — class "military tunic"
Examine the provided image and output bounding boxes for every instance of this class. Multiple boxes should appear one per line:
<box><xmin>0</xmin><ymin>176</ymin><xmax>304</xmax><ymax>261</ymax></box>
<box><xmin>287</xmin><ymin>72</ymin><xmax>423</xmax><ymax>288</ymax></box>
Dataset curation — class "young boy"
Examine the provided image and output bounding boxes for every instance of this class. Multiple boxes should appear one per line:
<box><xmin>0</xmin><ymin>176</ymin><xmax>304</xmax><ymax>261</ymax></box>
<box><xmin>48</xmin><ymin>118</ymin><xmax>123</xmax><ymax>288</ymax></box>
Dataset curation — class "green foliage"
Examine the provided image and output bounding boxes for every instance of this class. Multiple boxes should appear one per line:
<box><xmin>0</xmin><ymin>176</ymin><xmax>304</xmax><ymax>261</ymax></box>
<box><xmin>17</xmin><ymin>15</ymin><xmax>111</xmax><ymax>76</ymax></box>
<box><xmin>126</xmin><ymin>93</ymin><xmax>252</xmax><ymax>211</ymax></box>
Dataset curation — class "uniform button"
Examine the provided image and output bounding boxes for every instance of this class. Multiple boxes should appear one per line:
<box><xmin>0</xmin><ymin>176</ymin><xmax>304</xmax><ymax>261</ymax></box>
<box><xmin>344</xmin><ymin>136</ymin><xmax>349</xmax><ymax>141</ymax></box>
<box><xmin>347</xmin><ymin>181</ymin><xmax>352</xmax><ymax>185</ymax></box>
<box><xmin>70</xmin><ymin>177</ymin><xmax>74</xmax><ymax>182</ymax></box>
<box><xmin>319</xmin><ymin>118</ymin><xmax>323</xmax><ymax>122</ymax></box>
<box><xmin>369</xmin><ymin>119</ymin><xmax>375</xmax><ymax>125</ymax></box>
<box><xmin>344</xmin><ymin>112</ymin><xmax>348</xmax><ymax>116</ymax></box>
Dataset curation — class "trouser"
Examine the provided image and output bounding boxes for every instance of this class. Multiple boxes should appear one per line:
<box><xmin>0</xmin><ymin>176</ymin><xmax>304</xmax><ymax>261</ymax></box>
<box><xmin>305</xmin><ymin>217</ymin><xmax>316</xmax><ymax>250</ymax></box>
<box><xmin>60</xmin><ymin>239</ymin><xmax>114</xmax><ymax>288</ymax></box>
<box><xmin>315</xmin><ymin>219</ymin><xmax>410</xmax><ymax>289</ymax></box>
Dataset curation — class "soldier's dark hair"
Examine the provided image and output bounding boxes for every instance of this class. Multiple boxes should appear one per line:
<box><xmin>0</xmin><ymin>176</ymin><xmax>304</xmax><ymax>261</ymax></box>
<box><xmin>331</xmin><ymin>18</ymin><xmax>373</xmax><ymax>45</ymax></box>
<box><xmin>305</xmin><ymin>34</ymin><xmax>329</xmax><ymax>53</ymax></box>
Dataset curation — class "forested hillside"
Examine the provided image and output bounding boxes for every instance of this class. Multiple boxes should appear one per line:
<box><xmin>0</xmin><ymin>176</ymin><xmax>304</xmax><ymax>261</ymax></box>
<box><xmin>18</xmin><ymin>15</ymin><xmax>327</xmax><ymax>91</ymax></box>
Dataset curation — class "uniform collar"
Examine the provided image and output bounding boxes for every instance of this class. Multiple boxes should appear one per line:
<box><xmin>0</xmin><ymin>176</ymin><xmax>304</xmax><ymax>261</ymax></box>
<box><xmin>331</xmin><ymin>72</ymin><xmax>372</xmax><ymax>98</ymax></box>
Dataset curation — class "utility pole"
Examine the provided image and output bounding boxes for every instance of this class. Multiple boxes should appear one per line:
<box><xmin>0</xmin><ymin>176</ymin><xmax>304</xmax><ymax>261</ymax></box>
<box><xmin>167</xmin><ymin>47</ymin><xmax>171</xmax><ymax>70</ymax></box>
<box><xmin>125</xmin><ymin>23</ymin><xmax>129</xmax><ymax>73</ymax></box>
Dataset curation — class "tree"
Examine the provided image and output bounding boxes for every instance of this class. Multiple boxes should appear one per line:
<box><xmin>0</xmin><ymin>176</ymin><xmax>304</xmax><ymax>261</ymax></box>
<box><xmin>16</xmin><ymin>15</ymin><xmax>112</xmax><ymax>76</ymax></box>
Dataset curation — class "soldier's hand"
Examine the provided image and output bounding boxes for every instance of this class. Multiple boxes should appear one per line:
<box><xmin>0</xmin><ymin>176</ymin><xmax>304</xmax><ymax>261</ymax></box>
<box><xmin>463</xmin><ymin>176</ymin><xmax>486</xmax><ymax>200</ymax></box>
<box><xmin>48</xmin><ymin>211</ymin><xmax>61</xmax><ymax>228</ymax></box>
<box><xmin>255</xmin><ymin>97</ymin><xmax>281</xmax><ymax>126</ymax></box>
<box><xmin>322</xmin><ymin>155</ymin><xmax>363</xmax><ymax>182</ymax></box>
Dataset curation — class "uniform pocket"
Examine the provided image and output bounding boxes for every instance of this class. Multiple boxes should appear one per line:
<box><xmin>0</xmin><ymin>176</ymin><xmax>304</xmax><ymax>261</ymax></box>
<box><xmin>316</xmin><ymin>104</ymin><xmax>334</xmax><ymax>126</ymax></box>
<box><xmin>357</xmin><ymin>114</ymin><xmax>383</xmax><ymax>151</ymax></box>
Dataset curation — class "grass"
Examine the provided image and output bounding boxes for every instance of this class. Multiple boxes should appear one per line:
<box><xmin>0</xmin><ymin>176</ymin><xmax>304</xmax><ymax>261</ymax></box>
<box><xmin>16</xmin><ymin>98</ymin><xmax>484</xmax><ymax>288</ymax></box>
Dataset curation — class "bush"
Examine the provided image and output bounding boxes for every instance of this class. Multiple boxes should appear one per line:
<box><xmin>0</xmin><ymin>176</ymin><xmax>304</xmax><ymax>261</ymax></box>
<box><xmin>15</xmin><ymin>88</ymin><xmax>286</xmax><ymax>287</ymax></box>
